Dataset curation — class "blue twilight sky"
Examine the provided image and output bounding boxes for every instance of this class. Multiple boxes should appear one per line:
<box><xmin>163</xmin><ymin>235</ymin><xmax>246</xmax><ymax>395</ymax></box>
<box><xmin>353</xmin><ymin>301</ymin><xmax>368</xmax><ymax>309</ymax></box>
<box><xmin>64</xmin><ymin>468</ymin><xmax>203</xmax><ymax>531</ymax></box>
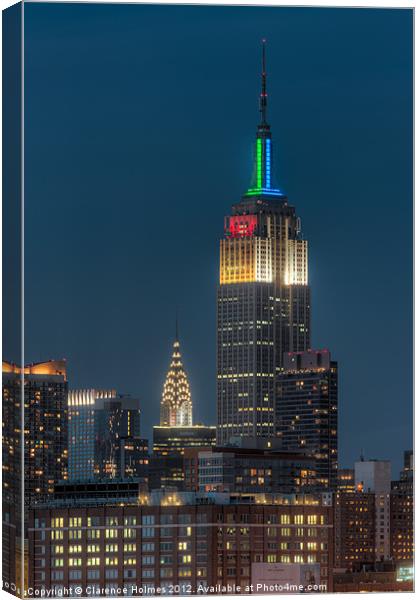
<box><xmin>23</xmin><ymin>3</ymin><xmax>413</xmax><ymax>475</ymax></box>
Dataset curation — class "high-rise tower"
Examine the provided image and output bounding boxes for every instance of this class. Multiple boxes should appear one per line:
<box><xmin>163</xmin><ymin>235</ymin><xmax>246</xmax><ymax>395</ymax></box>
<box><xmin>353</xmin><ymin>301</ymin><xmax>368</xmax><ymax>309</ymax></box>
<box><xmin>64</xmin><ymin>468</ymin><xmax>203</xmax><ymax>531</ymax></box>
<box><xmin>68</xmin><ymin>389</ymin><xmax>149</xmax><ymax>482</ymax></box>
<box><xmin>276</xmin><ymin>350</ymin><xmax>338</xmax><ymax>489</ymax></box>
<box><xmin>160</xmin><ymin>330</ymin><xmax>193</xmax><ymax>427</ymax></box>
<box><xmin>152</xmin><ymin>331</ymin><xmax>215</xmax><ymax>490</ymax></box>
<box><xmin>68</xmin><ymin>388</ymin><xmax>116</xmax><ymax>480</ymax></box>
<box><xmin>217</xmin><ymin>42</ymin><xmax>311</xmax><ymax>445</ymax></box>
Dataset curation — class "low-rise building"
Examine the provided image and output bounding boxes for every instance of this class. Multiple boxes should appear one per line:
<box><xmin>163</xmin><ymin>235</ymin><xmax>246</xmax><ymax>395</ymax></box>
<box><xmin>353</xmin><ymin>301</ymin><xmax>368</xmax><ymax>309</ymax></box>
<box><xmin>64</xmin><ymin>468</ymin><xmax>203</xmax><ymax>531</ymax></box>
<box><xmin>28</xmin><ymin>492</ymin><xmax>334</xmax><ymax>595</ymax></box>
<box><xmin>333</xmin><ymin>564</ymin><xmax>413</xmax><ymax>593</ymax></box>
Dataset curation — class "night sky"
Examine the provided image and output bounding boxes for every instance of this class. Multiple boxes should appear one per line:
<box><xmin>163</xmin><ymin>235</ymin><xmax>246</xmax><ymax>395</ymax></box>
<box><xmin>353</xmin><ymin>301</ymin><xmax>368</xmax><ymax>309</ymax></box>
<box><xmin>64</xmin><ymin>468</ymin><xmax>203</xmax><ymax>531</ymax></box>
<box><xmin>23</xmin><ymin>3</ymin><xmax>413</xmax><ymax>476</ymax></box>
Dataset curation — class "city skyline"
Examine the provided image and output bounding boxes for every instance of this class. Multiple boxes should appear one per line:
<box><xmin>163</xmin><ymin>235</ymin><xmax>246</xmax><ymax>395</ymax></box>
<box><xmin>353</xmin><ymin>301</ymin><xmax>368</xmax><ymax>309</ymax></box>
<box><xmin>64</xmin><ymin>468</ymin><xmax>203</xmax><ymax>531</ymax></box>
<box><xmin>20</xmin><ymin>4</ymin><xmax>413</xmax><ymax>474</ymax></box>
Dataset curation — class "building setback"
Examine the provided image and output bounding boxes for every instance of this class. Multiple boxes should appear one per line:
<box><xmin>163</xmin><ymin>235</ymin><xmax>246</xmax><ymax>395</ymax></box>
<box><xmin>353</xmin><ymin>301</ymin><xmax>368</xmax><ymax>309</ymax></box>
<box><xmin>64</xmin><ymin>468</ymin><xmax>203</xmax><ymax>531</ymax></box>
<box><xmin>275</xmin><ymin>350</ymin><xmax>338</xmax><ymax>490</ymax></box>
<box><xmin>28</xmin><ymin>493</ymin><xmax>334</xmax><ymax>595</ymax></box>
<box><xmin>217</xmin><ymin>42</ymin><xmax>310</xmax><ymax>446</ymax></box>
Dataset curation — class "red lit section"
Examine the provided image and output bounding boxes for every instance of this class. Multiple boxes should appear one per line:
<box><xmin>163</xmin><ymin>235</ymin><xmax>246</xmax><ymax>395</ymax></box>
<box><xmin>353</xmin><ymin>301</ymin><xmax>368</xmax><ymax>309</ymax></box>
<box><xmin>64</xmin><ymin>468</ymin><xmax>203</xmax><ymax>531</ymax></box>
<box><xmin>227</xmin><ymin>215</ymin><xmax>258</xmax><ymax>238</ymax></box>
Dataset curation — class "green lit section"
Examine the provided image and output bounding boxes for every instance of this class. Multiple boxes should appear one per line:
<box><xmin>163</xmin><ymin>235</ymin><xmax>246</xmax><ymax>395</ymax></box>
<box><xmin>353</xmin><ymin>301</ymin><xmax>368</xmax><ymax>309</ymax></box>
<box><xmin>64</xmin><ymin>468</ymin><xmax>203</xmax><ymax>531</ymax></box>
<box><xmin>245</xmin><ymin>187</ymin><xmax>283</xmax><ymax>197</ymax></box>
<box><xmin>246</xmin><ymin>135</ymin><xmax>283</xmax><ymax>197</ymax></box>
<box><xmin>256</xmin><ymin>138</ymin><xmax>262</xmax><ymax>189</ymax></box>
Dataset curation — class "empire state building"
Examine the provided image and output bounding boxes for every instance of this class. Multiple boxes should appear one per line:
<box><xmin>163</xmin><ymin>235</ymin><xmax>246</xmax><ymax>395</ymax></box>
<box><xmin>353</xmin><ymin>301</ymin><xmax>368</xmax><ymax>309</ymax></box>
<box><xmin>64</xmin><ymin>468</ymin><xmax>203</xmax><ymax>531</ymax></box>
<box><xmin>217</xmin><ymin>42</ymin><xmax>310</xmax><ymax>445</ymax></box>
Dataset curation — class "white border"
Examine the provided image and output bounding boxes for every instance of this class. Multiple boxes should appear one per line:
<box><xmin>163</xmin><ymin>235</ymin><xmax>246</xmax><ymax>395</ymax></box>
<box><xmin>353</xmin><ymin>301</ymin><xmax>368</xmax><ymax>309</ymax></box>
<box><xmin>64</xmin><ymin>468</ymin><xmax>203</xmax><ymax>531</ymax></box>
<box><xmin>0</xmin><ymin>2</ymin><xmax>415</xmax><ymax>600</ymax></box>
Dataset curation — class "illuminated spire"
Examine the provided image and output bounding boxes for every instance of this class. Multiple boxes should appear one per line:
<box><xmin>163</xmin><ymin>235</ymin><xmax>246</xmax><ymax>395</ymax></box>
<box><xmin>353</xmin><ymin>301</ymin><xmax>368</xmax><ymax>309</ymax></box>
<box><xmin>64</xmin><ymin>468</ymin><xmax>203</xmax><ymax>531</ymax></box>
<box><xmin>160</xmin><ymin>335</ymin><xmax>193</xmax><ymax>427</ymax></box>
<box><xmin>246</xmin><ymin>39</ymin><xmax>284</xmax><ymax>198</ymax></box>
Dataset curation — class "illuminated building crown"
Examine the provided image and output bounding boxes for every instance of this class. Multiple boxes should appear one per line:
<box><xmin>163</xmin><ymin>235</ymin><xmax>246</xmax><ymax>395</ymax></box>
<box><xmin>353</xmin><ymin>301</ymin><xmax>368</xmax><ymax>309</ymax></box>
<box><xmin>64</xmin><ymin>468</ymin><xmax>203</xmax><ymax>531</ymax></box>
<box><xmin>160</xmin><ymin>333</ymin><xmax>193</xmax><ymax>427</ymax></box>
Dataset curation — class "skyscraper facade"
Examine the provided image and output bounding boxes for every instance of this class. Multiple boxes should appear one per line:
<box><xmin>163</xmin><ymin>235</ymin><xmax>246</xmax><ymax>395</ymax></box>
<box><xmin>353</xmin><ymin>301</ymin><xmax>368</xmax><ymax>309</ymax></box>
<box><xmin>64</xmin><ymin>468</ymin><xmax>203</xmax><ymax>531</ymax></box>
<box><xmin>2</xmin><ymin>360</ymin><xmax>68</xmax><ymax>591</ymax></box>
<box><xmin>2</xmin><ymin>360</ymin><xmax>69</xmax><ymax>508</ymax></box>
<box><xmin>68</xmin><ymin>390</ymin><xmax>148</xmax><ymax>482</ymax></box>
<box><xmin>68</xmin><ymin>388</ymin><xmax>116</xmax><ymax>481</ymax></box>
<box><xmin>275</xmin><ymin>350</ymin><xmax>338</xmax><ymax>489</ymax></box>
<box><xmin>217</xmin><ymin>43</ymin><xmax>310</xmax><ymax>445</ymax></box>
<box><xmin>183</xmin><ymin>446</ymin><xmax>317</xmax><ymax>493</ymax></box>
<box><xmin>94</xmin><ymin>395</ymin><xmax>148</xmax><ymax>480</ymax></box>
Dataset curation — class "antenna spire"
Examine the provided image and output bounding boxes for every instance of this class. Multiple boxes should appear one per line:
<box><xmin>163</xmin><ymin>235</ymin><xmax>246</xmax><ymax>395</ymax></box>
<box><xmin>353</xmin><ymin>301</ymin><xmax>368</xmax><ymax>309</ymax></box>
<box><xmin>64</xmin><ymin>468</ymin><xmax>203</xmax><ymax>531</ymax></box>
<box><xmin>175</xmin><ymin>309</ymin><xmax>179</xmax><ymax>341</ymax></box>
<box><xmin>260</xmin><ymin>38</ymin><xmax>268</xmax><ymax>125</ymax></box>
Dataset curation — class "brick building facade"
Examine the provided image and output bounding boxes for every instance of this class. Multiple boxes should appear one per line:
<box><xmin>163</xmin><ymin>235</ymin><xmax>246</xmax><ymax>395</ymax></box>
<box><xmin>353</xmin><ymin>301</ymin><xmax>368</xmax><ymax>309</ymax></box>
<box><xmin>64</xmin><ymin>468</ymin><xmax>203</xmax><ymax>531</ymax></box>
<box><xmin>28</xmin><ymin>493</ymin><xmax>334</xmax><ymax>595</ymax></box>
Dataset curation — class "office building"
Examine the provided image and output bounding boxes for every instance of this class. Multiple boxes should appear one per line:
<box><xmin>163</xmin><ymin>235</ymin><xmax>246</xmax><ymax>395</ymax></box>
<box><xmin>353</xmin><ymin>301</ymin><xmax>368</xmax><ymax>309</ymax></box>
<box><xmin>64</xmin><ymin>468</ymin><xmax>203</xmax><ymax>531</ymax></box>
<box><xmin>151</xmin><ymin>426</ymin><xmax>216</xmax><ymax>491</ymax></box>
<box><xmin>153</xmin><ymin>425</ymin><xmax>216</xmax><ymax>457</ymax></box>
<box><xmin>94</xmin><ymin>395</ymin><xmax>148</xmax><ymax>481</ymax></box>
<box><xmin>217</xmin><ymin>42</ymin><xmax>310</xmax><ymax>445</ymax></box>
<box><xmin>183</xmin><ymin>446</ymin><xmax>316</xmax><ymax>494</ymax></box>
<box><xmin>275</xmin><ymin>350</ymin><xmax>338</xmax><ymax>489</ymax></box>
<box><xmin>68</xmin><ymin>389</ymin><xmax>116</xmax><ymax>481</ymax></box>
<box><xmin>68</xmin><ymin>391</ymin><xmax>148</xmax><ymax>482</ymax></box>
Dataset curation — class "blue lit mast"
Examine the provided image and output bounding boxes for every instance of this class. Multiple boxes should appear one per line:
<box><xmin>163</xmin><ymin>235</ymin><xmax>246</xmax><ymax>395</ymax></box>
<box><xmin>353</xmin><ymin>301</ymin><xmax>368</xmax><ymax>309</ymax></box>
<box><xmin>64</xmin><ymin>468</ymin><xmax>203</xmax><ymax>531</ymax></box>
<box><xmin>246</xmin><ymin>39</ymin><xmax>283</xmax><ymax>197</ymax></box>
